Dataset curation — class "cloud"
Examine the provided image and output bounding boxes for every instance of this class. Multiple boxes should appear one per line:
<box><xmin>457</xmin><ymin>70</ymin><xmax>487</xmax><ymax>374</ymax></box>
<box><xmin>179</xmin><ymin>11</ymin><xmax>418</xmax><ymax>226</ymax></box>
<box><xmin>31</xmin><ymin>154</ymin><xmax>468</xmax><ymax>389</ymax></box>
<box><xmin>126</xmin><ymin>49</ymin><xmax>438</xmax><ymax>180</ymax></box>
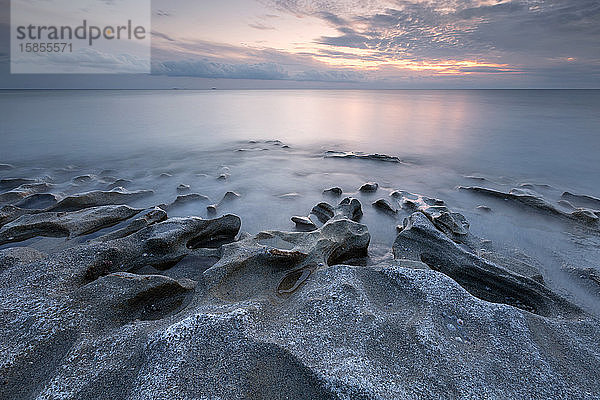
<box><xmin>248</xmin><ymin>22</ymin><xmax>276</xmax><ymax>30</ymax></box>
<box><xmin>154</xmin><ymin>60</ymin><xmax>290</xmax><ymax>80</ymax></box>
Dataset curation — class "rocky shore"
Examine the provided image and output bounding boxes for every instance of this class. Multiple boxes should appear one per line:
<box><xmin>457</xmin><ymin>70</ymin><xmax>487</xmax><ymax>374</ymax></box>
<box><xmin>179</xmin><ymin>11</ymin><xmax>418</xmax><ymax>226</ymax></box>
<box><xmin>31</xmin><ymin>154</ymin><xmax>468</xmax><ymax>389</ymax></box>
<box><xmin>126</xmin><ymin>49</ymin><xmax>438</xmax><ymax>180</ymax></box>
<box><xmin>1</xmin><ymin>161</ymin><xmax>600</xmax><ymax>399</ymax></box>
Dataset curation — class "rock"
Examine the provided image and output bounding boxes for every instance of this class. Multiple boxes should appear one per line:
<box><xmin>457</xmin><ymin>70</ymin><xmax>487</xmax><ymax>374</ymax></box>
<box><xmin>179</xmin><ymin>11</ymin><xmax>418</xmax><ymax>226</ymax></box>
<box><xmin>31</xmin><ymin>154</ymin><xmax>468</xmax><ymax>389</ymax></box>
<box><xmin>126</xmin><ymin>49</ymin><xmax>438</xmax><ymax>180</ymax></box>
<box><xmin>323</xmin><ymin>187</ymin><xmax>342</xmax><ymax>197</ymax></box>
<box><xmin>291</xmin><ymin>216</ymin><xmax>317</xmax><ymax>231</ymax></box>
<box><xmin>0</xmin><ymin>205</ymin><xmax>30</xmax><ymax>228</ymax></box>
<box><xmin>217</xmin><ymin>173</ymin><xmax>230</xmax><ymax>181</ymax></box>
<box><xmin>203</xmin><ymin>214</ymin><xmax>370</xmax><ymax>292</ymax></box>
<box><xmin>476</xmin><ymin>205</ymin><xmax>492</xmax><ymax>212</ymax></box>
<box><xmin>0</xmin><ymin>247</ymin><xmax>46</xmax><ymax>273</ymax></box>
<box><xmin>72</xmin><ymin>175</ymin><xmax>94</xmax><ymax>184</ymax></box>
<box><xmin>372</xmin><ymin>198</ymin><xmax>397</xmax><ymax>215</ymax></box>
<box><xmin>106</xmin><ymin>179</ymin><xmax>133</xmax><ymax>190</ymax></box>
<box><xmin>48</xmin><ymin>189</ymin><xmax>153</xmax><ymax>213</ymax></box>
<box><xmin>393</xmin><ymin>212</ymin><xmax>580</xmax><ymax>318</ymax></box>
<box><xmin>561</xmin><ymin>191</ymin><xmax>600</xmax><ymax>209</ymax></box>
<box><xmin>166</xmin><ymin>193</ymin><xmax>210</xmax><ymax>210</ymax></box>
<box><xmin>0</xmin><ymin>207</ymin><xmax>599</xmax><ymax>399</ymax></box>
<box><xmin>0</xmin><ymin>178</ymin><xmax>36</xmax><ymax>191</ymax></box>
<box><xmin>336</xmin><ymin>197</ymin><xmax>363</xmax><ymax>222</ymax></box>
<box><xmin>0</xmin><ymin>205</ymin><xmax>142</xmax><ymax>245</ymax></box>
<box><xmin>76</xmin><ymin>272</ymin><xmax>195</xmax><ymax>324</ymax></box>
<box><xmin>310</xmin><ymin>202</ymin><xmax>334</xmax><ymax>223</ymax></box>
<box><xmin>207</xmin><ymin>192</ymin><xmax>240</xmax><ymax>214</ymax></box>
<box><xmin>359</xmin><ymin>182</ymin><xmax>378</xmax><ymax>192</ymax></box>
<box><xmin>459</xmin><ymin>186</ymin><xmax>598</xmax><ymax>228</ymax></box>
<box><xmin>177</xmin><ymin>184</ymin><xmax>191</xmax><ymax>194</ymax></box>
<box><xmin>278</xmin><ymin>193</ymin><xmax>301</xmax><ymax>200</ymax></box>
<box><xmin>0</xmin><ymin>164</ymin><xmax>15</xmax><ymax>171</ymax></box>
<box><xmin>14</xmin><ymin>193</ymin><xmax>60</xmax><ymax>210</ymax></box>
<box><xmin>0</xmin><ymin>182</ymin><xmax>54</xmax><ymax>205</ymax></box>
<box><xmin>94</xmin><ymin>207</ymin><xmax>168</xmax><ymax>242</ymax></box>
<box><xmin>391</xmin><ymin>191</ymin><xmax>470</xmax><ymax>238</ymax></box>
<box><xmin>159</xmin><ymin>173</ymin><xmax>172</xmax><ymax>179</ymax></box>
<box><xmin>324</xmin><ymin>151</ymin><xmax>403</xmax><ymax>163</ymax></box>
<box><xmin>571</xmin><ymin>208</ymin><xmax>599</xmax><ymax>224</ymax></box>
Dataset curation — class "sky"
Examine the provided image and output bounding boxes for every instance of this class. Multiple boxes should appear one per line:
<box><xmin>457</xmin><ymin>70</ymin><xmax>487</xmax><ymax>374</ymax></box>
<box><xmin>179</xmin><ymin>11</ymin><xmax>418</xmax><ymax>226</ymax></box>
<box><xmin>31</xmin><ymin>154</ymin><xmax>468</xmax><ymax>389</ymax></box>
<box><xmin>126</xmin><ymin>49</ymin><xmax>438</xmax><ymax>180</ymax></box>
<box><xmin>1</xmin><ymin>0</ymin><xmax>599</xmax><ymax>88</ymax></box>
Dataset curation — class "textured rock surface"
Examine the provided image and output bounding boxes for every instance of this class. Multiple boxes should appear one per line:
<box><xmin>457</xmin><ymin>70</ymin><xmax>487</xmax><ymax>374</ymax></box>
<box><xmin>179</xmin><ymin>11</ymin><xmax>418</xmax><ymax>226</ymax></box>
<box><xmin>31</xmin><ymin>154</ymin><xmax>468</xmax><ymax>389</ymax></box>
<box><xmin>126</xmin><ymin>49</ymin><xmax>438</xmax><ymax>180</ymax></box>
<box><xmin>0</xmin><ymin>188</ymin><xmax>599</xmax><ymax>400</ymax></box>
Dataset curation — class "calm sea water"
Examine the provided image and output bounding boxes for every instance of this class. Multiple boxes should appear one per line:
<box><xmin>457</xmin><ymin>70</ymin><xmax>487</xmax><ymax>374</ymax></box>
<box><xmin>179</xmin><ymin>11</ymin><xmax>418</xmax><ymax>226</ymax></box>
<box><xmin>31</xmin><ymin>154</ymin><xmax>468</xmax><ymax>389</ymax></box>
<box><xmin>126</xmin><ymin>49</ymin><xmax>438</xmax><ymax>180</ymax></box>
<box><xmin>1</xmin><ymin>89</ymin><xmax>599</xmax><ymax>314</ymax></box>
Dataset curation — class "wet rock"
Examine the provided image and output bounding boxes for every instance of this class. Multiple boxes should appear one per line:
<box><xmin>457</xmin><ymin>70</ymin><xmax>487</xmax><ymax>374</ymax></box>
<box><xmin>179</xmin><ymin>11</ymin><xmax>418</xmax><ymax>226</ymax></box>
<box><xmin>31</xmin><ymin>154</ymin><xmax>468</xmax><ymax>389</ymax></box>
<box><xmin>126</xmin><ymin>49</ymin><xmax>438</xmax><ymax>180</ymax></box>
<box><xmin>571</xmin><ymin>209</ymin><xmax>599</xmax><ymax>224</ymax></box>
<box><xmin>203</xmin><ymin>215</ymin><xmax>370</xmax><ymax>293</ymax></box>
<box><xmin>325</xmin><ymin>151</ymin><xmax>403</xmax><ymax>163</ymax></box>
<box><xmin>291</xmin><ymin>216</ymin><xmax>317</xmax><ymax>231</ymax></box>
<box><xmin>372</xmin><ymin>198</ymin><xmax>397</xmax><ymax>215</ymax></box>
<box><xmin>0</xmin><ymin>164</ymin><xmax>15</xmax><ymax>171</ymax></box>
<box><xmin>1</xmin><ymin>207</ymin><xmax>599</xmax><ymax>399</ymax></box>
<box><xmin>14</xmin><ymin>193</ymin><xmax>60</xmax><ymax>210</ymax></box>
<box><xmin>159</xmin><ymin>173</ymin><xmax>172</xmax><ymax>179</ymax></box>
<box><xmin>106</xmin><ymin>179</ymin><xmax>133</xmax><ymax>190</ymax></box>
<box><xmin>0</xmin><ymin>205</ymin><xmax>30</xmax><ymax>228</ymax></box>
<box><xmin>207</xmin><ymin>192</ymin><xmax>240</xmax><ymax>214</ymax></box>
<box><xmin>94</xmin><ymin>207</ymin><xmax>168</xmax><ymax>242</ymax></box>
<box><xmin>359</xmin><ymin>182</ymin><xmax>378</xmax><ymax>193</ymax></box>
<box><xmin>166</xmin><ymin>193</ymin><xmax>210</xmax><ymax>210</ymax></box>
<box><xmin>177</xmin><ymin>184</ymin><xmax>191</xmax><ymax>194</ymax></box>
<box><xmin>476</xmin><ymin>205</ymin><xmax>492</xmax><ymax>212</ymax></box>
<box><xmin>278</xmin><ymin>193</ymin><xmax>302</xmax><ymax>200</ymax></box>
<box><xmin>310</xmin><ymin>202</ymin><xmax>334</xmax><ymax>223</ymax></box>
<box><xmin>0</xmin><ymin>182</ymin><xmax>54</xmax><ymax>205</ymax></box>
<box><xmin>0</xmin><ymin>247</ymin><xmax>47</xmax><ymax>273</ymax></box>
<box><xmin>72</xmin><ymin>175</ymin><xmax>94</xmax><ymax>184</ymax></box>
<box><xmin>48</xmin><ymin>189</ymin><xmax>153</xmax><ymax>212</ymax></box>
<box><xmin>459</xmin><ymin>186</ymin><xmax>598</xmax><ymax>228</ymax></box>
<box><xmin>76</xmin><ymin>272</ymin><xmax>195</xmax><ymax>324</ymax></box>
<box><xmin>336</xmin><ymin>197</ymin><xmax>363</xmax><ymax>222</ymax></box>
<box><xmin>323</xmin><ymin>187</ymin><xmax>342</xmax><ymax>197</ymax></box>
<box><xmin>0</xmin><ymin>205</ymin><xmax>141</xmax><ymax>245</ymax></box>
<box><xmin>393</xmin><ymin>212</ymin><xmax>581</xmax><ymax>318</ymax></box>
<box><xmin>391</xmin><ymin>191</ymin><xmax>470</xmax><ymax>238</ymax></box>
<box><xmin>0</xmin><ymin>178</ymin><xmax>36</xmax><ymax>191</ymax></box>
<box><xmin>217</xmin><ymin>173</ymin><xmax>230</xmax><ymax>181</ymax></box>
<box><xmin>561</xmin><ymin>191</ymin><xmax>600</xmax><ymax>209</ymax></box>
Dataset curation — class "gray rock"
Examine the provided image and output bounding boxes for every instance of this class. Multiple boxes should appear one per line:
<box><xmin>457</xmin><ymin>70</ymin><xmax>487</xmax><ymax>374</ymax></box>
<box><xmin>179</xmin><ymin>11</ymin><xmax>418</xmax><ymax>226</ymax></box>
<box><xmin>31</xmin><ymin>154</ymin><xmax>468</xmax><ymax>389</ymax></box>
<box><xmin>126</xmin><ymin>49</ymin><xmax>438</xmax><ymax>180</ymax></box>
<box><xmin>166</xmin><ymin>193</ymin><xmax>210</xmax><ymax>210</ymax></box>
<box><xmin>72</xmin><ymin>175</ymin><xmax>95</xmax><ymax>184</ymax></box>
<box><xmin>291</xmin><ymin>216</ymin><xmax>317</xmax><ymax>231</ymax></box>
<box><xmin>393</xmin><ymin>212</ymin><xmax>580</xmax><ymax>318</ymax></box>
<box><xmin>323</xmin><ymin>187</ymin><xmax>342</xmax><ymax>197</ymax></box>
<box><xmin>372</xmin><ymin>198</ymin><xmax>397</xmax><ymax>215</ymax></box>
<box><xmin>359</xmin><ymin>182</ymin><xmax>378</xmax><ymax>192</ymax></box>
<box><xmin>207</xmin><ymin>191</ymin><xmax>240</xmax><ymax>214</ymax></box>
<box><xmin>0</xmin><ymin>205</ymin><xmax>141</xmax><ymax>245</ymax></box>
<box><xmin>176</xmin><ymin>184</ymin><xmax>191</xmax><ymax>193</ymax></box>
<box><xmin>0</xmin><ymin>164</ymin><xmax>15</xmax><ymax>171</ymax></box>
<box><xmin>460</xmin><ymin>186</ymin><xmax>599</xmax><ymax>228</ymax></box>
<box><xmin>48</xmin><ymin>189</ymin><xmax>153</xmax><ymax>212</ymax></box>
<box><xmin>310</xmin><ymin>202</ymin><xmax>334</xmax><ymax>223</ymax></box>
<box><xmin>325</xmin><ymin>150</ymin><xmax>403</xmax><ymax>163</ymax></box>
<box><xmin>94</xmin><ymin>207</ymin><xmax>168</xmax><ymax>242</ymax></box>
<box><xmin>562</xmin><ymin>191</ymin><xmax>600</xmax><ymax>209</ymax></box>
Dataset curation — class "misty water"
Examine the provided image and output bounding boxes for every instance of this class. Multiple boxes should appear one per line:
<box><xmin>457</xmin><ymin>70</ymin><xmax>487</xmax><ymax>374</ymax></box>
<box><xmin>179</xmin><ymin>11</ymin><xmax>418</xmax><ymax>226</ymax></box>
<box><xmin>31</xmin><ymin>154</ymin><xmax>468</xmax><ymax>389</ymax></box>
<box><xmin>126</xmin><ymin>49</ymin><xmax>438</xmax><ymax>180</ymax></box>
<box><xmin>1</xmin><ymin>89</ymin><xmax>599</xmax><ymax>315</ymax></box>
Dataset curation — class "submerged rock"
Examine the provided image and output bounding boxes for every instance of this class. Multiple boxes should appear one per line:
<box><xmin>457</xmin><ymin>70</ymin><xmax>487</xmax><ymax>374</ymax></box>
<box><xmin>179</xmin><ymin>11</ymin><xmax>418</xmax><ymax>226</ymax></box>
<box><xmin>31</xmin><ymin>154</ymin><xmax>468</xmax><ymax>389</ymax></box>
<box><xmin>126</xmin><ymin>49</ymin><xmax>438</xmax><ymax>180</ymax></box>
<box><xmin>372</xmin><ymin>198</ymin><xmax>397</xmax><ymax>215</ymax></box>
<box><xmin>561</xmin><ymin>191</ymin><xmax>600</xmax><ymax>209</ymax></box>
<box><xmin>48</xmin><ymin>189</ymin><xmax>153</xmax><ymax>213</ymax></box>
<box><xmin>359</xmin><ymin>182</ymin><xmax>379</xmax><ymax>192</ymax></box>
<box><xmin>323</xmin><ymin>187</ymin><xmax>342</xmax><ymax>197</ymax></box>
<box><xmin>207</xmin><ymin>191</ymin><xmax>240</xmax><ymax>214</ymax></box>
<box><xmin>0</xmin><ymin>205</ymin><xmax>141</xmax><ymax>245</ymax></box>
<box><xmin>177</xmin><ymin>184</ymin><xmax>191</xmax><ymax>194</ymax></box>
<box><xmin>460</xmin><ymin>186</ymin><xmax>599</xmax><ymax>228</ymax></box>
<box><xmin>325</xmin><ymin>151</ymin><xmax>403</xmax><ymax>163</ymax></box>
